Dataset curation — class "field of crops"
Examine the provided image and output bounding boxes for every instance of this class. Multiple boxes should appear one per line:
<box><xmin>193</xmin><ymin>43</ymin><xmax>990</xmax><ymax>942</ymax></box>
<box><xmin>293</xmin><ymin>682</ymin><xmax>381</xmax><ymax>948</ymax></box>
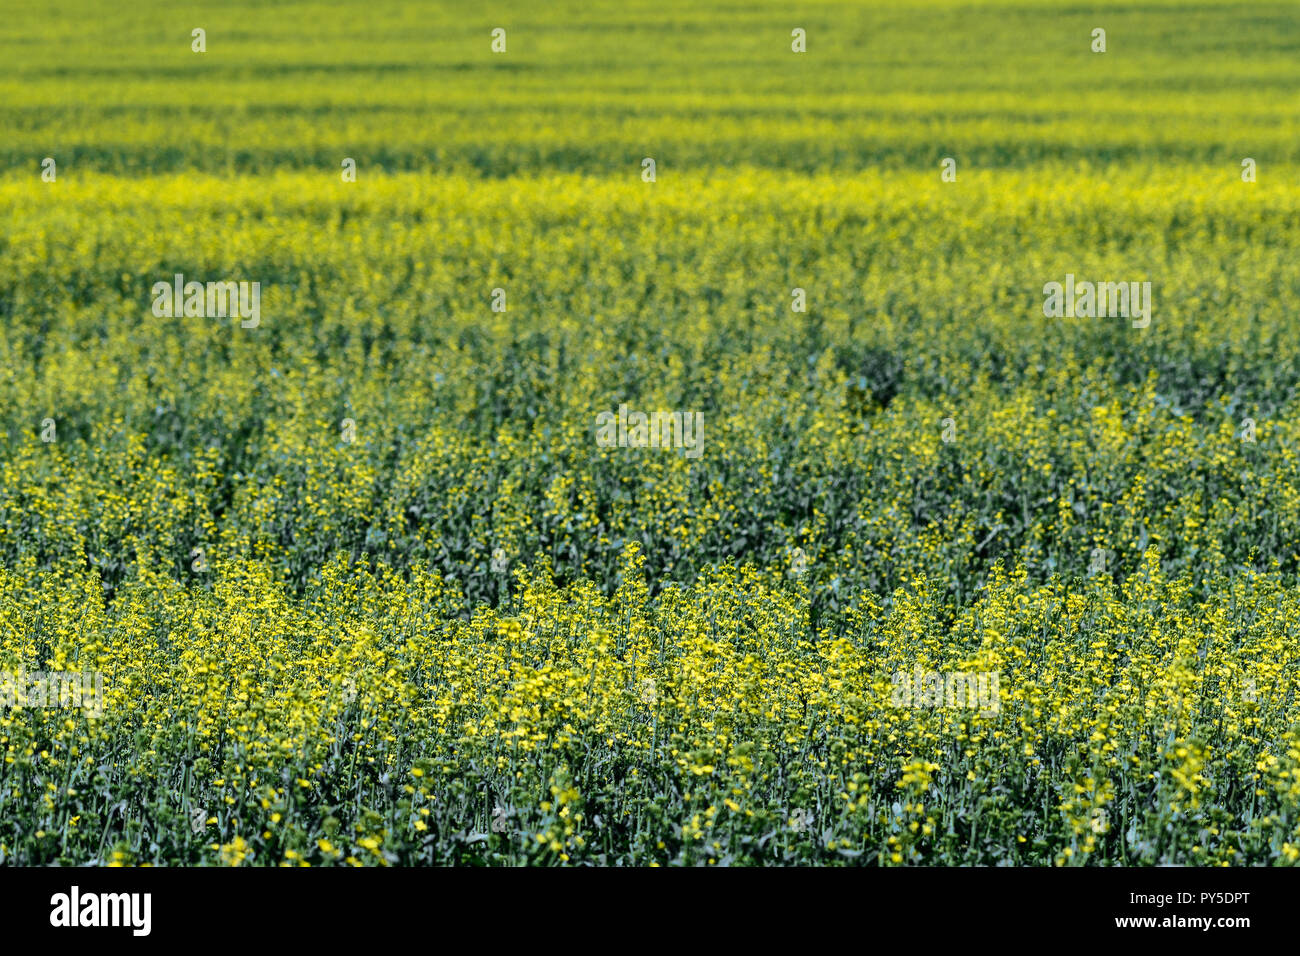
<box><xmin>1</xmin><ymin>0</ymin><xmax>1299</xmax><ymax>866</ymax></box>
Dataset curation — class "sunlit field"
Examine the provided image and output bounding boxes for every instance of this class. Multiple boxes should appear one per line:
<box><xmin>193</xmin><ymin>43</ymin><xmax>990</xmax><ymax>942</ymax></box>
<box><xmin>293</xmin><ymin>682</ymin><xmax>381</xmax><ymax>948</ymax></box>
<box><xmin>1</xmin><ymin>0</ymin><xmax>1299</xmax><ymax>865</ymax></box>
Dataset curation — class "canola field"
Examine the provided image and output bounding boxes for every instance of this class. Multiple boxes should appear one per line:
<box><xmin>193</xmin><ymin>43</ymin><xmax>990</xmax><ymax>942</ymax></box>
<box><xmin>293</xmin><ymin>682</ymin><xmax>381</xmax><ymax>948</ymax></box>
<box><xmin>1</xmin><ymin>0</ymin><xmax>1299</xmax><ymax>865</ymax></box>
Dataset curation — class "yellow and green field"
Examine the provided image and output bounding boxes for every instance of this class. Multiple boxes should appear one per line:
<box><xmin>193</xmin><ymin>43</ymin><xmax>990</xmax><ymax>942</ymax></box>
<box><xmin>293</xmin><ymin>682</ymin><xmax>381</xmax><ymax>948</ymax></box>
<box><xmin>1</xmin><ymin>0</ymin><xmax>1299</xmax><ymax>865</ymax></box>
